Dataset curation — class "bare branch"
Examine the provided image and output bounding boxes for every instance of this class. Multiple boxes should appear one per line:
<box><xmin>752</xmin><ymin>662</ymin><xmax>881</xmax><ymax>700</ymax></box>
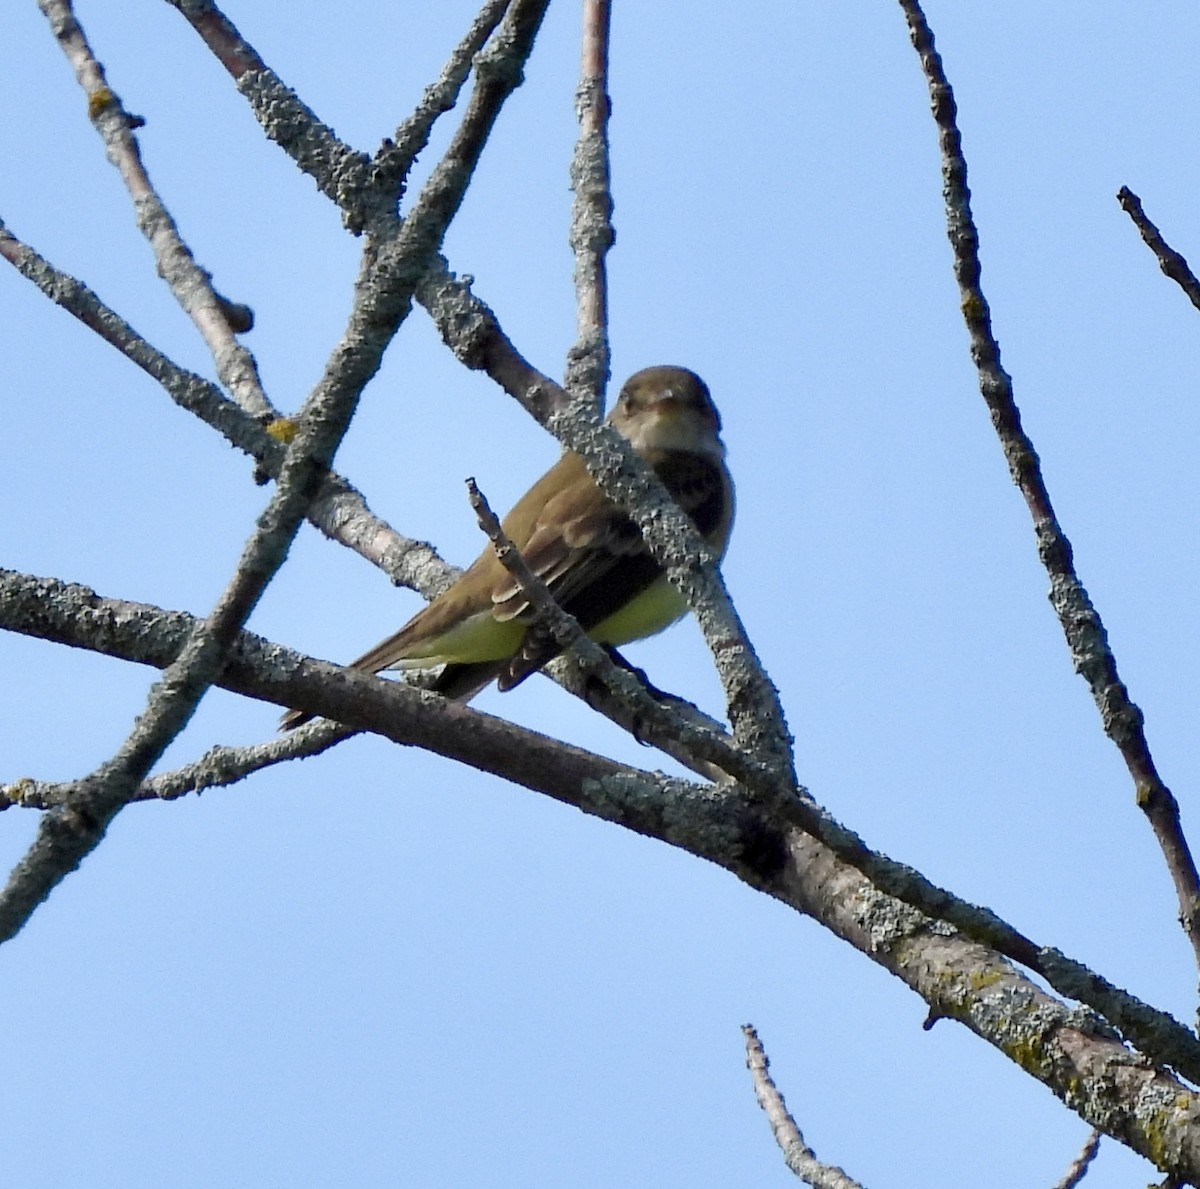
<box><xmin>779</xmin><ymin>825</ymin><xmax>1200</xmax><ymax>1184</ymax></box>
<box><xmin>388</xmin><ymin>0</ymin><xmax>550</xmax><ymax>260</ymax></box>
<box><xmin>6</xmin><ymin>564</ymin><xmax>1199</xmax><ymax>1088</ymax></box>
<box><xmin>1117</xmin><ymin>186</ymin><xmax>1200</xmax><ymax>313</ymax></box>
<box><xmin>0</xmin><ymin>217</ymin><xmax>455</xmax><ymax>598</ymax></box>
<box><xmin>467</xmin><ymin>478</ymin><xmax>734</xmax><ymax>781</ymax></box>
<box><xmin>38</xmin><ymin>0</ymin><xmax>270</xmax><ymax>417</ymax></box>
<box><xmin>3</xmin><ymin>722</ymin><xmax>354</xmax><ymax>811</ymax></box>
<box><xmin>162</xmin><ymin>0</ymin><xmax>374</xmax><ymax>225</ymax></box>
<box><xmin>466</xmin><ymin>476</ymin><xmax>591</xmax><ymax>660</ymax></box>
<box><xmin>1051</xmin><ymin>1130</ymin><xmax>1102</xmax><ymax>1189</ymax></box>
<box><xmin>742</xmin><ymin>1025</ymin><xmax>866</xmax><ymax>1188</ymax></box>
<box><xmin>898</xmin><ymin>0</ymin><xmax>1200</xmax><ymax>976</ymax></box>
<box><xmin>374</xmin><ymin>0</ymin><xmax>514</xmax><ymax>211</ymax></box>
<box><xmin>1</xmin><ymin>0</ymin><xmax>553</xmax><ymax>940</ymax></box>
<box><xmin>565</xmin><ymin>0</ymin><xmax>614</xmax><ymax>410</ymax></box>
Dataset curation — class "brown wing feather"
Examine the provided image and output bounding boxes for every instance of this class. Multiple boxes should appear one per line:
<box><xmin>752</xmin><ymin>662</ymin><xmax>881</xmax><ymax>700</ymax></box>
<box><xmin>490</xmin><ymin>473</ymin><xmax>643</xmax><ymax>623</ymax></box>
<box><xmin>496</xmin><ymin>450</ymin><xmax>730</xmax><ymax>690</ymax></box>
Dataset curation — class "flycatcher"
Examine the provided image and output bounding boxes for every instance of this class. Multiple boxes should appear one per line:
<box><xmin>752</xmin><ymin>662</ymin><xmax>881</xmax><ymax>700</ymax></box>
<box><xmin>283</xmin><ymin>365</ymin><xmax>732</xmax><ymax>728</ymax></box>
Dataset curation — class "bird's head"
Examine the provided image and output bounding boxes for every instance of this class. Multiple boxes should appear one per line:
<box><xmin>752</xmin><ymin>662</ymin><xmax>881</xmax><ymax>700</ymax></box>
<box><xmin>609</xmin><ymin>366</ymin><xmax>724</xmax><ymax>458</ymax></box>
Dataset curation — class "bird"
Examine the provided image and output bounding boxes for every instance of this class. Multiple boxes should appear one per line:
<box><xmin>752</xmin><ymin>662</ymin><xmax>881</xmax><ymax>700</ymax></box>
<box><xmin>282</xmin><ymin>365</ymin><xmax>733</xmax><ymax>729</ymax></box>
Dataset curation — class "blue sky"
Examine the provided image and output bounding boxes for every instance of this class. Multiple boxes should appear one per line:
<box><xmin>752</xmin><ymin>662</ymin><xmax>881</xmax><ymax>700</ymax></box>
<box><xmin>4</xmin><ymin>2</ymin><xmax>1200</xmax><ymax>1185</ymax></box>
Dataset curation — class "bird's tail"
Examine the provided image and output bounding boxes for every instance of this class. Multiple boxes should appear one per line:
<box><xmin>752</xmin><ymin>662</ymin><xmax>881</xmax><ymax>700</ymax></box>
<box><xmin>279</xmin><ymin>658</ymin><xmax>504</xmax><ymax>731</ymax></box>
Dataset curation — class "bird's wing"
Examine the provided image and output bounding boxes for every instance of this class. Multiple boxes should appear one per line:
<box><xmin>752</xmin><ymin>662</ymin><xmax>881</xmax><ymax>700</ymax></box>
<box><xmin>491</xmin><ymin>449</ymin><xmax>731</xmax><ymax>689</ymax></box>
<box><xmin>490</xmin><ymin>467</ymin><xmax>654</xmax><ymax>627</ymax></box>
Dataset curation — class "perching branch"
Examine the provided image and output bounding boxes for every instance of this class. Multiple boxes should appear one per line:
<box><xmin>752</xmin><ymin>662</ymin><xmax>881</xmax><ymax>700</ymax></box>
<box><xmin>12</xmin><ymin>564</ymin><xmax>1200</xmax><ymax>1176</ymax></box>
<box><xmin>0</xmin><ymin>568</ymin><xmax>738</xmax><ymax>833</ymax></box>
<box><xmin>5</xmin><ymin>562</ymin><xmax>1199</xmax><ymax>1099</ymax></box>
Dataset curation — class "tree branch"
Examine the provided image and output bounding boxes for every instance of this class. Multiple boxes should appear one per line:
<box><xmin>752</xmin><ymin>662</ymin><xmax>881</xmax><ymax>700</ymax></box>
<box><xmin>6</xmin><ymin>567</ymin><xmax>1200</xmax><ymax>1177</ymax></box>
<box><xmin>39</xmin><ymin>0</ymin><xmax>270</xmax><ymax>417</ymax></box>
<box><xmin>0</xmin><ymin>568</ymin><xmax>696</xmax><ymax>817</ymax></box>
<box><xmin>1051</xmin><ymin>1130</ymin><xmax>1102</xmax><ymax>1189</ymax></box>
<box><xmin>898</xmin><ymin>0</ymin><xmax>1200</xmax><ymax>978</ymax></box>
<box><xmin>373</xmin><ymin>0</ymin><xmax>514</xmax><ymax>217</ymax></box>
<box><xmin>0</xmin><ymin>217</ymin><xmax>455</xmax><ymax>597</ymax></box>
<box><xmin>743</xmin><ymin>1025</ymin><xmax>866</xmax><ymax>1188</ymax></box>
<box><xmin>162</xmin><ymin>0</ymin><xmax>374</xmax><ymax>226</ymax></box>
<box><xmin>564</xmin><ymin>0</ymin><xmax>614</xmax><ymax>410</ymax></box>
<box><xmin>5</xmin><ymin>564</ymin><xmax>1199</xmax><ymax>1104</ymax></box>
<box><xmin>1117</xmin><ymin>186</ymin><xmax>1200</xmax><ymax>313</ymax></box>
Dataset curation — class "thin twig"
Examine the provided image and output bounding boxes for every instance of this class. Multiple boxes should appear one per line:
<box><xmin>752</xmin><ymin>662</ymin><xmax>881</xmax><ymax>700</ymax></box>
<box><xmin>1051</xmin><ymin>1129</ymin><xmax>1102</xmax><ymax>1189</ymax></box>
<box><xmin>374</xmin><ymin>0</ymin><xmax>513</xmax><ymax>212</ymax></box>
<box><xmin>466</xmin><ymin>477</ymin><xmax>591</xmax><ymax>659</ymax></box>
<box><xmin>564</xmin><ymin>0</ymin><xmax>614</xmax><ymax>411</ymax></box>
<box><xmin>4</xmin><ymin>722</ymin><xmax>354</xmax><ymax>811</ymax></box>
<box><xmin>39</xmin><ymin>0</ymin><xmax>270</xmax><ymax>417</ymax></box>
<box><xmin>466</xmin><ymin>479</ymin><xmax>733</xmax><ymax>781</ymax></box>
<box><xmin>898</xmin><ymin>0</ymin><xmax>1200</xmax><ymax>976</ymax></box>
<box><xmin>742</xmin><ymin>1025</ymin><xmax>866</xmax><ymax>1188</ymax></box>
<box><xmin>1117</xmin><ymin>186</ymin><xmax>1200</xmax><ymax>313</ymax></box>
